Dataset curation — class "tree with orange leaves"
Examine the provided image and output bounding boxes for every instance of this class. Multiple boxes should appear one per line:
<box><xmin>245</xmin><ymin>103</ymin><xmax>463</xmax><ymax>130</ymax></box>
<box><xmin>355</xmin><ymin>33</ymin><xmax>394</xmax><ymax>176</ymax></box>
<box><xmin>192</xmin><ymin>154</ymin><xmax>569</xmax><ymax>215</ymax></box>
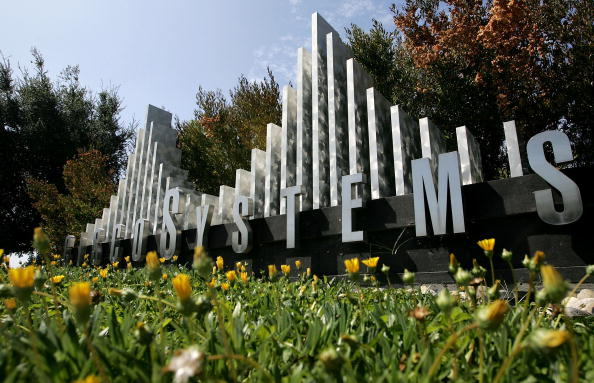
<box><xmin>349</xmin><ymin>0</ymin><xmax>593</xmax><ymax>178</ymax></box>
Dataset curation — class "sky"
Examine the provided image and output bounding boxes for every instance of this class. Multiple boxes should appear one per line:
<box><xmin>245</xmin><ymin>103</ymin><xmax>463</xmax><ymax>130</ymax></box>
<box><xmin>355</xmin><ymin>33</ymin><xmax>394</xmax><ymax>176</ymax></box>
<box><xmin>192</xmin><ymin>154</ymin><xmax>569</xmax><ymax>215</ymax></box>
<box><xmin>0</xmin><ymin>0</ymin><xmax>398</xmax><ymax>127</ymax></box>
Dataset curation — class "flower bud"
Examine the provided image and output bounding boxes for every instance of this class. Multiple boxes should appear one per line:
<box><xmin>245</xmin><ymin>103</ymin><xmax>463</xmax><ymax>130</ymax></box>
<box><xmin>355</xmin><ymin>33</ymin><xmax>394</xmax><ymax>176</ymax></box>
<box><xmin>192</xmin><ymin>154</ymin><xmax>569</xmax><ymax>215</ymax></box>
<box><xmin>522</xmin><ymin>254</ymin><xmax>530</xmax><ymax>268</ymax></box>
<box><xmin>541</xmin><ymin>265</ymin><xmax>567</xmax><ymax>304</ymax></box>
<box><xmin>448</xmin><ymin>253</ymin><xmax>458</xmax><ymax>274</ymax></box>
<box><xmin>488</xmin><ymin>280</ymin><xmax>500</xmax><ymax>300</ymax></box>
<box><xmin>528</xmin><ymin>329</ymin><xmax>571</xmax><ymax>353</ymax></box>
<box><xmin>436</xmin><ymin>288</ymin><xmax>455</xmax><ymax>314</ymax></box>
<box><xmin>529</xmin><ymin>251</ymin><xmax>545</xmax><ymax>272</ymax></box>
<box><xmin>134</xmin><ymin>322</ymin><xmax>154</xmax><ymax>345</ymax></box>
<box><xmin>586</xmin><ymin>265</ymin><xmax>594</xmax><ymax>275</ymax></box>
<box><xmin>319</xmin><ymin>348</ymin><xmax>342</xmax><ymax>371</ymax></box>
<box><xmin>402</xmin><ymin>269</ymin><xmax>415</xmax><ymax>284</ymax></box>
<box><xmin>475</xmin><ymin>299</ymin><xmax>509</xmax><ymax>330</ymax></box>
<box><xmin>471</xmin><ymin>259</ymin><xmax>486</xmax><ymax>278</ymax></box>
<box><xmin>454</xmin><ymin>268</ymin><xmax>472</xmax><ymax>286</ymax></box>
<box><xmin>193</xmin><ymin>247</ymin><xmax>213</xmax><ymax>278</ymax></box>
<box><xmin>501</xmin><ymin>249</ymin><xmax>513</xmax><ymax>263</ymax></box>
<box><xmin>0</xmin><ymin>284</ymin><xmax>13</xmax><ymax>298</ymax></box>
<box><xmin>381</xmin><ymin>264</ymin><xmax>390</xmax><ymax>274</ymax></box>
<box><xmin>193</xmin><ymin>295</ymin><xmax>212</xmax><ymax>317</ymax></box>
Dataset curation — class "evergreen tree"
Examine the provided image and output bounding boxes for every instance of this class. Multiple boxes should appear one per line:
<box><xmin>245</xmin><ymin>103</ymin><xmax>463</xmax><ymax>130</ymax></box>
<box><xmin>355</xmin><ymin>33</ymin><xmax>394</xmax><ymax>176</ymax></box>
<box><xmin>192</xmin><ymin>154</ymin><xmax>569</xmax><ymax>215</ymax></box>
<box><xmin>0</xmin><ymin>50</ymin><xmax>132</xmax><ymax>252</ymax></box>
<box><xmin>178</xmin><ymin>69</ymin><xmax>281</xmax><ymax>195</ymax></box>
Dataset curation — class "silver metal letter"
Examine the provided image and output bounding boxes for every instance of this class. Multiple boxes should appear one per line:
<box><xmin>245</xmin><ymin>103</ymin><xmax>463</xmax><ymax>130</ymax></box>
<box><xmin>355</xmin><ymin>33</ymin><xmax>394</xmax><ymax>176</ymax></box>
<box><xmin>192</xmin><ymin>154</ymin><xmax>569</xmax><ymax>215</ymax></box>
<box><xmin>412</xmin><ymin>152</ymin><xmax>465</xmax><ymax>237</ymax></box>
<box><xmin>281</xmin><ymin>185</ymin><xmax>304</xmax><ymax>249</ymax></box>
<box><xmin>132</xmin><ymin>218</ymin><xmax>149</xmax><ymax>261</ymax></box>
<box><xmin>109</xmin><ymin>224</ymin><xmax>125</xmax><ymax>263</ymax></box>
<box><xmin>527</xmin><ymin>130</ymin><xmax>583</xmax><ymax>225</ymax></box>
<box><xmin>195</xmin><ymin>204</ymin><xmax>213</xmax><ymax>248</ymax></box>
<box><xmin>232</xmin><ymin>195</ymin><xmax>254</xmax><ymax>254</ymax></box>
<box><xmin>159</xmin><ymin>187</ymin><xmax>183</xmax><ymax>259</ymax></box>
<box><xmin>341</xmin><ymin>173</ymin><xmax>367</xmax><ymax>243</ymax></box>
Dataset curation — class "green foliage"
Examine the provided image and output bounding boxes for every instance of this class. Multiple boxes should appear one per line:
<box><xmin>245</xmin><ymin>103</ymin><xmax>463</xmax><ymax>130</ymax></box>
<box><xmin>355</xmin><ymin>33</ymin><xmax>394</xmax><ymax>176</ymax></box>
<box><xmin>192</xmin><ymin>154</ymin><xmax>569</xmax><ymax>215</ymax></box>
<box><xmin>27</xmin><ymin>150</ymin><xmax>115</xmax><ymax>252</ymax></box>
<box><xmin>178</xmin><ymin>69</ymin><xmax>281</xmax><ymax>195</ymax></box>
<box><xmin>0</xmin><ymin>50</ymin><xmax>132</xmax><ymax>252</ymax></box>
<box><xmin>1</xmin><ymin>261</ymin><xmax>593</xmax><ymax>382</ymax></box>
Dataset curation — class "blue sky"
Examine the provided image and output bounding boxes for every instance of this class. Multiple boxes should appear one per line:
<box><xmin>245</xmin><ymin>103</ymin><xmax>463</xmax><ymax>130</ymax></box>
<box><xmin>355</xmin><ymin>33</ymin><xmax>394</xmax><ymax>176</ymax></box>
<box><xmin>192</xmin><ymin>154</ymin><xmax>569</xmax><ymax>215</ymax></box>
<box><xmin>0</xmin><ymin>0</ymin><xmax>397</xmax><ymax>126</ymax></box>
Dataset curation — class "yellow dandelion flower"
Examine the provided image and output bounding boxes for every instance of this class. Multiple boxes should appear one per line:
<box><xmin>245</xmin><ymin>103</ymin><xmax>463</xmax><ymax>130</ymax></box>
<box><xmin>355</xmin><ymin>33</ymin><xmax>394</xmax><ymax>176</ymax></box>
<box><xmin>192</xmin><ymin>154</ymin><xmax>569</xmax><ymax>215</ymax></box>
<box><xmin>268</xmin><ymin>264</ymin><xmax>278</xmax><ymax>279</ymax></box>
<box><xmin>226</xmin><ymin>270</ymin><xmax>237</xmax><ymax>282</ymax></box>
<box><xmin>344</xmin><ymin>258</ymin><xmax>360</xmax><ymax>274</ymax></box>
<box><xmin>295</xmin><ymin>260</ymin><xmax>302</xmax><ymax>270</ymax></box>
<box><xmin>194</xmin><ymin>246</ymin><xmax>205</xmax><ymax>259</ymax></box>
<box><xmin>69</xmin><ymin>282</ymin><xmax>92</xmax><ymax>309</ymax></box>
<box><xmin>240</xmin><ymin>272</ymin><xmax>248</xmax><ymax>284</ymax></box>
<box><xmin>4</xmin><ymin>298</ymin><xmax>17</xmax><ymax>310</ymax></box>
<box><xmin>51</xmin><ymin>275</ymin><xmax>65</xmax><ymax>284</ymax></box>
<box><xmin>124</xmin><ymin>256</ymin><xmax>131</xmax><ymax>263</ymax></box>
<box><xmin>159</xmin><ymin>257</ymin><xmax>166</xmax><ymax>263</ymax></box>
<box><xmin>92</xmin><ymin>277</ymin><xmax>99</xmax><ymax>283</ymax></box>
<box><xmin>221</xmin><ymin>282</ymin><xmax>230</xmax><ymax>291</ymax></box>
<box><xmin>362</xmin><ymin>257</ymin><xmax>379</xmax><ymax>269</ymax></box>
<box><xmin>112</xmin><ymin>262</ymin><xmax>119</xmax><ymax>268</ymax></box>
<box><xmin>281</xmin><ymin>264</ymin><xmax>291</xmax><ymax>275</ymax></box>
<box><xmin>73</xmin><ymin>374</ymin><xmax>101</xmax><ymax>383</ymax></box>
<box><xmin>172</xmin><ymin>255</ymin><xmax>178</xmax><ymax>262</ymax></box>
<box><xmin>50</xmin><ymin>261</ymin><xmax>57</xmax><ymax>265</ymax></box>
<box><xmin>162</xmin><ymin>273</ymin><xmax>169</xmax><ymax>280</ymax></box>
<box><xmin>146</xmin><ymin>251</ymin><xmax>160</xmax><ymax>269</ymax></box>
<box><xmin>216</xmin><ymin>256</ymin><xmax>224</xmax><ymax>271</ymax></box>
<box><xmin>172</xmin><ymin>274</ymin><xmax>192</xmax><ymax>302</ymax></box>
<box><xmin>477</xmin><ymin>238</ymin><xmax>495</xmax><ymax>252</ymax></box>
<box><xmin>8</xmin><ymin>266</ymin><xmax>35</xmax><ymax>289</ymax></box>
<box><xmin>206</xmin><ymin>277</ymin><xmax>216</xmax><ymax>288</ymax></box>
<box><xmin>99</xmin><ymin>268</ymin><xmax>108</xmax><ymax>279</ymax></box>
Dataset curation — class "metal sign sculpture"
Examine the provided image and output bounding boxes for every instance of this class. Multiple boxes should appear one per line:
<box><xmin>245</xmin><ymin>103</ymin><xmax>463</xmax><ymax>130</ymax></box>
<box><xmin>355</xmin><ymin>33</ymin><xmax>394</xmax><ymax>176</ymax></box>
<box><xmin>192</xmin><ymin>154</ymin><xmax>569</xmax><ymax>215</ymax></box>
<box><xmin>66</xmin><ymin>13</ymin><xmax>586</xmax><ymax>277</ymax></box>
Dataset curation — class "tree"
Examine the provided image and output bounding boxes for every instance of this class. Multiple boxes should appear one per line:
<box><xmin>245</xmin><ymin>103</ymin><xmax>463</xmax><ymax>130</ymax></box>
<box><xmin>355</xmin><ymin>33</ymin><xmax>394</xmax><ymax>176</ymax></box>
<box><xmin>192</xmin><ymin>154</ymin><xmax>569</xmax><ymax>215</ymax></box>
<box><xmin>0</xmin><ymin>49</ymin><xmax>132</xmax><ymax>252</ymax></box>
<box><xmin>347</xmin><ymin>0</ymin><xmax>594</xmax><ymax>178</ymax></box>
<box><xmin>27</xmin><ymin>150</ymin><xmax>115</xmax><ymax>252</ymax></box>
<box><xmin>178</xmin><ymin>69</ymin><xmax>282</xmax><ymax>195</ymax></box>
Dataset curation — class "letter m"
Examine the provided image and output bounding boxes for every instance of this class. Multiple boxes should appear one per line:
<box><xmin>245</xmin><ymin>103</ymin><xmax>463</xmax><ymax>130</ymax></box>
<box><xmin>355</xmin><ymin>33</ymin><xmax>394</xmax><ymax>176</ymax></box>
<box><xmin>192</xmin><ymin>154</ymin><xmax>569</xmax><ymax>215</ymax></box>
<box><xmin>412</xmin><ymin>152</ymin><xmax>465</xmax><ymax>236</ymax></box>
